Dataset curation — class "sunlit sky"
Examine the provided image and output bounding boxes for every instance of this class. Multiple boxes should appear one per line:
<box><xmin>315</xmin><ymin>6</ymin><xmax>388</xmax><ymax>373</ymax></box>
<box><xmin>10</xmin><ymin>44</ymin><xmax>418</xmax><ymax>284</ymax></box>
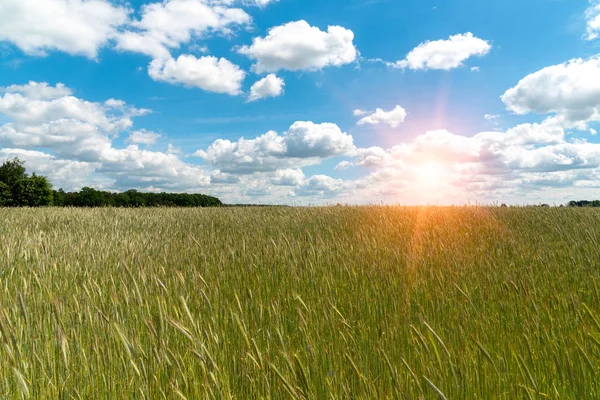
<box><xmin>1</xmin><ymin>0</ymin><xmax>600</xmax><ymax>204</ymax></box>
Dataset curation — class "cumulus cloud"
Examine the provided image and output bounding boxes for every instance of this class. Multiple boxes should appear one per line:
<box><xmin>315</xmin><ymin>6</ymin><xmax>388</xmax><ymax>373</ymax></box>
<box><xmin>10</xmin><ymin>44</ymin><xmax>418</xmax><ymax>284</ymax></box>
<box><xmin>0</xmin><ymin>148</ymin><xmax>100</xmax><ymax>190</ymax></box>
<box><xmin>248</xmin><ymin>74</ymin><xmax>285</xmax><ymax>102</ymax></box>
<box><xmin>0</xmin><ymin>0</ymin><xmax>129</xmax><ymax>58</ymax></box>
<box><xmin>127</xmin><ymin>129</ymin><xmax>162</xmax><ymax>145</ymax></box>
<box><xmin>501</xmin><ymin>57</ymin><xmax>600</xmax><ymax>127</ymax></box>
<box><xmin>149</xmin><ymin>55</ymin><xmax>246</xmax><ymax>95</ymax></box>
<box><xmin>115</xmin><ymin>0</ymin><xmax>251</xmax><ymax>59</ymax></box>
<box><xmin>293</xmin><ymin>175</ymin><xmax>348</xmax><ymax>197</ymax></box>
<box><xmin>238</xmin><ymin>20</ymin><xmax>357</xmax><ymax>73</ymax></box>
<box><xmin>475</xmin><ymin>117</ymin><xmax>565</xmax><ymax>147</ymax></box>
<box><xmin>3</xmin><ymin>81</ymin><xmax>73</xmax><ymax>100</ymax></box>
<box><xmin>356</xmin><ymin>105</ymin><xmax>407</xmax><ymax>128</ymax></box>
<box><xmin>211</xmin><ymin>170</ymin><xmax>241</xmax><ymax>184</ymax></box>
<box><xmin>390</xmin><ymin>33</ymin><xmax>491</xmax><ymax>70</ymax></box>
<box><xmin>0</xmin><ymin>82</ymin><xmax>147</xmax><ymax>139</ymax></box>
<box><xmin>0</xmin><ymin>81</ymin><xmax>212</xmax><ymax>192</ymax></box>
<box><xmin>195</xmin><ymin>121</ymin><xmax>355</xmax><ymax>173</ymax></box>
<box><xmin>272</xmin><ymin>169</ymin><xmax>305</xmax><ymax>186</ymax></box>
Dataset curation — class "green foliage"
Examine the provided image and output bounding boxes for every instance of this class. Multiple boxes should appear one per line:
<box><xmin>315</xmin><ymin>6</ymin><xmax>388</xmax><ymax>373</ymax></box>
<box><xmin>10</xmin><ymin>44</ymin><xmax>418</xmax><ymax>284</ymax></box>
<box><xmin>52</xmin><ymin>187</ymin><xmax>222</xmax><ymax>208</ymax></box>
<box><xmin>0</xmin><ymin>206</ymin><xmax>599</xmax><ymax>398</ymax></box>
<box><xmin>568</xmin><ymin>200</ymin><xmax>600</xmax><ymax>207</ymax></box>
<box><xmin>0</xmin><ymin>157</ymin><xmax>27</xmax><ymax>187</ymax></box>
<box><xmin>0</xmin><ymin>182</ymin><xmax>12</xmax><ymax>206</ymax></box>
<box><xmin>11</xmin><ymin>174</ymin><xmax>53</xmax><ymax>207</ymax></box>
<box><xmin>0</xmin><ymin>157</ymin><xmax>53</xmax><ymax>207</ymax></box>
<box><xmin>77</xmin><ymin>187</ymin><xmax>108</xmax><ymax>207</ymax></box>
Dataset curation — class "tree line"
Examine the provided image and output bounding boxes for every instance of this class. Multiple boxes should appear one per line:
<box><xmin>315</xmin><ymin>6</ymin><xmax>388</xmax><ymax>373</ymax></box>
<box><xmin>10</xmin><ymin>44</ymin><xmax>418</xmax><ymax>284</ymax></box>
<box><xmin>567</xmin><ymin>200</ymin><xmax>600</xmax><ymax>208</ymax></box>
<box><xmin>0</xmin><ymin>158</ymin><xmax>222</xmax><ymax>207</ymax></box>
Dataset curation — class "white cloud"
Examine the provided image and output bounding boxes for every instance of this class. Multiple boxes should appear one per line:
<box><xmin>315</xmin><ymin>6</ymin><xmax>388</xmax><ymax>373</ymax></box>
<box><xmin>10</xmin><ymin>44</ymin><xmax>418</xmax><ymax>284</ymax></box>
<box><xmin>149</xmin><ymin>55</ymin><xmax>246</xmax><ymax>95</ymax></box>
<box><xmin>353</xmin><ymin>109</ymin><xmax>368</xmax><ymax>117</ymax></box>
<box><xmin>105</xmin><ymin>99</ymin><xmax>127</xmax><ymax>108</ymax></box>
<box><xmin>390</xmin><ymin>33</ymin><xmax>491</xmax><ymax>70</ymax></box>
<box><xmin>356</xmin><ymin>105</ymin><xmax>407</xmax><ymax>128</ymax></box>
<box><xmin>195</xmin><ymin>121</ymin><xmax>355</xmax><ymax>173</ymax></box>
<box><xmin>272</xmin><ymin>169</ymin><xmax>305</xmax><ymax>186</ymax></box>
<box><xmin>585</xmin><ymin>1</ymin><xmax>600</xmax><ymax>40</ymax></box>
<box><xmin>0</xmin><ymin>148</ymin><xmax>100</xmax><ymax>190</ymax></box>
<box><xmin>501</xmin><ymin>57</ymin><xmax>600</xmax><ymax>126</ymax></box>
<box><xmin>0</xmin><ymin>0</ymin><xmax>128</xmax><ymax>58</ymax></box>
<box><xmin>475</xmin><ymin>118</ymin><xmax>565</xmax><ymax>147</ymax></box>
<box><xmin>0</xmin><ymin>81</ymin><xmax>212</xmax><ymax>192</ymax></box>
<box><xmin>248</xmin><ymin>74</ymin><xmax>285</xmax><ymax>102</ymax></box>
<box><xmin>238</xmin><ymin>20</ymin><xmax>357</xmax><ymax>73</ymax></box>
<box><xmin>245</xmin><ymin>182</ymin><xmax>272</xmax><ymax>197</ymax></box>
<box><xmin>0</xmin><ymin>83</ymin><xmax>145</xmax><ymax>136</ymax></box>
<box><xmin>116</xmin><ymin>0</ymin><xmax>251</xmax><ymax>59</ymax></box>
<box><xmin>127</xmin><ymin>129</ymin><xmax>162</xmax><ymax>145</ymax></box>
<box><xmin>2</xmin><ymin>81</ymin><xmax>73</xmax><ymax>100</ymax></box>
<box><xmin>210</xmin><ymin>170</ymin><xmax>241</xmax><ymax>184</ymax></box>
<box><xmin>352</xmin><ymin>146</ymin><xmax>392</xmax><ymax>167</ymax></box>
<box><xmin>293</xmin><ymin>175</ymin><xmax>348</xmax><ymax>197</ymax></box>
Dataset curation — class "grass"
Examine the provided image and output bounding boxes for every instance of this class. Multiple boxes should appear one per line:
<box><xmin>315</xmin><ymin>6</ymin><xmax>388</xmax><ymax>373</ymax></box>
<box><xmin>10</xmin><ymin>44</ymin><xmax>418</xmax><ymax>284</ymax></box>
<box><xmin>0</xmin><ymin>206</ymin><xmax>599</xmax><ymax>398</ymax></box>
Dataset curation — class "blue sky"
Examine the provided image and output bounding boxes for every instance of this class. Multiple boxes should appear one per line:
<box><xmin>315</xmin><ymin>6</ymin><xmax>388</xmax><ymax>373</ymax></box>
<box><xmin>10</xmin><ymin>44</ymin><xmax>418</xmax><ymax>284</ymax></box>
<box><xmin>1</xmin><ymin>0</ymin><xmax>600</xmax><ymax>204</ymax></box>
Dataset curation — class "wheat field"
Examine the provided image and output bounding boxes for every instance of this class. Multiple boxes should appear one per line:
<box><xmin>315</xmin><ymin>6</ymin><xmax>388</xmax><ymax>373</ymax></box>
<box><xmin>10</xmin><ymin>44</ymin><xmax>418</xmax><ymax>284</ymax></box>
<box><xmin>0</xmin><ymin>206</ymin><xmax>599</xmax><ymax>399</ymax></box>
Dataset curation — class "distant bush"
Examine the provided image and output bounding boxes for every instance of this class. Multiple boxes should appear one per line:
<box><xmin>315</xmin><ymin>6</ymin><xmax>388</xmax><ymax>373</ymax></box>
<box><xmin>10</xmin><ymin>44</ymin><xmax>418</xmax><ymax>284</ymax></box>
<box><xmin>0</xmin><ymin>158</ymin><xmax>222</xmax><ymax>208</ymax></box>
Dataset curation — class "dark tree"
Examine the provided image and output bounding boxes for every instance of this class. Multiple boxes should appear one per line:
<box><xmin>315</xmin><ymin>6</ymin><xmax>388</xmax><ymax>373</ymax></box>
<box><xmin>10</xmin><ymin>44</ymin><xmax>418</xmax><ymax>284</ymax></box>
<box><xmin>0</xmin><ymin>182</ymin><xmax>12</xmax><ymax>206</ymax></box>
<box><xmin>12</xmin><ymin>174</ymin><xmax>53</xmax><ymax>207</ymax></box>
<box><xmin>77</xmin><ymin>187</ymin><xmax>106</xmax><ymax>207</ymax></box>
<box><xmin>0</xmin><ymin>158</ymin><xmax>27</xmax><ymax>187</ymax></box>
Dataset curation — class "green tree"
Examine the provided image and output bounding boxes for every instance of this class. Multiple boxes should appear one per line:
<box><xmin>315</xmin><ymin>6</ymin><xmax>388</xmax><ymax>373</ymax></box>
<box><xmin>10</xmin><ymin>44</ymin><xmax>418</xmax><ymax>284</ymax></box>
<box><xmin>77</xmin><ymin>187</ymin><xmax>106</xmax><ymax>207</ymax></box>
<box><xmin>0</xmin><ymin>158</ymin><xmax>27</xmax><ymax>187</ymax></box>
<box><xmin>0</xmin><ymin>182</ymin><xmax>12</xmax><ymax>206</ymax></box>
<box><xmin>12</xmin><ymin>174</ymin><xmax>53</xmax><ymax>207</ymax></box>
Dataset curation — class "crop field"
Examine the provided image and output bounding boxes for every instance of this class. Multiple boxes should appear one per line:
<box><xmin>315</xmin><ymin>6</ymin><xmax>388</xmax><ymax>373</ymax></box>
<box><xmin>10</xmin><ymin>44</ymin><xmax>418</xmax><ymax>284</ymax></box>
<box><xmin>0</xmin><ymin>206</ymin><xmax>599</xmax><ymax>399</ymax></box>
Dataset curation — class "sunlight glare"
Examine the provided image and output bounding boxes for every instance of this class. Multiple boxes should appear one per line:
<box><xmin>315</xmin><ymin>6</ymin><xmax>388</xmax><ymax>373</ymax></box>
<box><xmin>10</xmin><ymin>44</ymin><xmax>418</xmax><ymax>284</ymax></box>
<box><xmin>415</xmin><ymin>161</ymin><xmax>446</xmax><ymax>188</ymax></box>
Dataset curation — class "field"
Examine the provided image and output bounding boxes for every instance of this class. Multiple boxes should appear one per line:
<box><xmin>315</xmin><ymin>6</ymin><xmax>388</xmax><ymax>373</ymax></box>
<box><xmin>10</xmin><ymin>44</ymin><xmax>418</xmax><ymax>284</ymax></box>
<box><xmin>0</xmin><ymin>206</ymin><xmax>599</xmax><ymax>399</ymax></box>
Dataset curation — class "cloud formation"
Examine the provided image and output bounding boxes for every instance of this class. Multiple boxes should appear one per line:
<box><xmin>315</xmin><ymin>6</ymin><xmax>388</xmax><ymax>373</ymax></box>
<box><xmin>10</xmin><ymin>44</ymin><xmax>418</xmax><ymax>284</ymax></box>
<box><xmin>116</xmin><ymin>0</ymin><xmax>251</xmax><ymax>59</ymax></box>
<box><xmin>0</xmin><ymin>0</ymin><xmax>129</xmax><ymax>58</ymax></box>
<box><xmin>195</xmin><ymin>121</ymin><xmax>355</xmax><ymax>173</ymax></box>
<box><xmin>248</xmin><ymin>74</ymin><xmax>285</xmax><ymax>101</ymax></box>
<box><xmin>390</xmin><ymin>33</ymin><xmax>491</xmax><ymax>70</ymax></box>
<box><xmin>149</xmin><ymin>55</ymin><xmax>246</xmax><ymax>95</ymax></box>
<box><xmin>0</xmin><ymin>81</ymin><xmax>212</xmax><ymax>192</ymax></box>
<box><xmin>501</xmin><ymin>57</ymin><xmax>600</xmax><ymax>128</ymax></box>
<box><xmin>238</xmin><ymin>20</ymin><xmax>358</xmax><ymax>72</ymax></box>
<box><xmin>356</xmin><ymin>105</ymin><xmax>407</xmax><ymax>128</ymax></box>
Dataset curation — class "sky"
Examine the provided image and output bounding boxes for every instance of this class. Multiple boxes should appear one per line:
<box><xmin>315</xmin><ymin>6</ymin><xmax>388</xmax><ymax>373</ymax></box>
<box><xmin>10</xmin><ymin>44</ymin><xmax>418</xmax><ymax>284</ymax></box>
<box><xmin>1</xmin><ymin>0</ymin><xmax>600</xmax><ymax>205</ymax></box>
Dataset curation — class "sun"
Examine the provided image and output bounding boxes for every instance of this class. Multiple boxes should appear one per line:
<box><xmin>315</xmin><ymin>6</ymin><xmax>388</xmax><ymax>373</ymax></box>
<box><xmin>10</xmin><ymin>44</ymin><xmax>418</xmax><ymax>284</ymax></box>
<box><xmin>415</xmin><ymin>161</ymin><xmax>446</xmax><ymax>187</ymax></box>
